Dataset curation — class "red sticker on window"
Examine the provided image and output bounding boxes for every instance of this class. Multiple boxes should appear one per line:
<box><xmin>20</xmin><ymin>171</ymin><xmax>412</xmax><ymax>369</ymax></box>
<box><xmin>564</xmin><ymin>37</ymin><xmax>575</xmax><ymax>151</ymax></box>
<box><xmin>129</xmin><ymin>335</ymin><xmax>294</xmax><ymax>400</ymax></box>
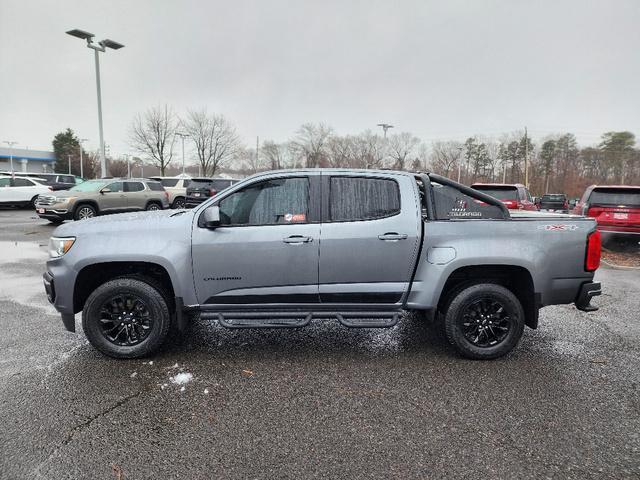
<box><xmin>291</xmin><ymin>213</ymin><xmax>306</xmax><ymax>222</ymax></box>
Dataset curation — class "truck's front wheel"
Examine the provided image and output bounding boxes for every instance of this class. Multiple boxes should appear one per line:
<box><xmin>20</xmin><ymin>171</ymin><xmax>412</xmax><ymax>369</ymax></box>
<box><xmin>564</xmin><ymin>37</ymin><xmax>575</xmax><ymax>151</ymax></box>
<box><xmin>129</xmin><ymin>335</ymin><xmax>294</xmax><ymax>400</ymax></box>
<box><xmin>82</xmin><ymin>277</ymin><xmax>171</xmax><ymax>359</ymax></box>
<box><xmin>444</xmin><ymin>283</ymin><xmax>524</xmax><ymax>360</ymax></box>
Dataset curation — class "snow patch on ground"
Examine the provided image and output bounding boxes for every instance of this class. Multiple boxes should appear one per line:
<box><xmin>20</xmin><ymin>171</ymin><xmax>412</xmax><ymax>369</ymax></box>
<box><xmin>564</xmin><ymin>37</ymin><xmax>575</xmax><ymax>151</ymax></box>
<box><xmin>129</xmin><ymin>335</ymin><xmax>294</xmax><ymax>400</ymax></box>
<box><xmin>170</xmin><ymin>372</ymin><xmax>193</xmax><ymax>385</ymax></box>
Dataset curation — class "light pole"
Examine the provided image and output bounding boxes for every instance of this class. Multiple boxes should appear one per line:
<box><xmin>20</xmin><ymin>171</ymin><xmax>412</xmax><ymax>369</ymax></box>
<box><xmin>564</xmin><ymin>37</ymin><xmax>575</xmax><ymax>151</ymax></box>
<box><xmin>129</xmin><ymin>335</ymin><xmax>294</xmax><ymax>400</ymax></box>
<box><xmin>79</xmin><ymin>138</ymin><xmax>87</xmax><ymax>179</ymax></box>
<box><xmin>125</xmin><ymin>154</ymin><xmax>131</xmax><ymax>178</ymax></box>
<box><xmin>3</xmin><ymin>141</ymin><xmax>17</xmax><ymax>172</ymax></box>
<box><xmin>175</xmin><ymin>132</ymin><xmax>189</xmax><ymax>175</ymax></box>
<box><xmin>377</xmin><ymin>123</ymin><xmax>394</xmax><ymax>139</ymax></box>
<box><xmin>66</xmin><ymin>29</ymin><xmax>124</xmax><ymax>179</ymax></box>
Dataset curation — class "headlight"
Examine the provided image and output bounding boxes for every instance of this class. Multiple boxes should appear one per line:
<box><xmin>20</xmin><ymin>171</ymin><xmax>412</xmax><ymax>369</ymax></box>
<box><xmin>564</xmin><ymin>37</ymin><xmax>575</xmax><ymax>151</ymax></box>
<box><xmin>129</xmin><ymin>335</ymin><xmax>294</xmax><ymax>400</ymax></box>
<box><xmin>49</xmin><ymin>237</ymin><xmax>76</xmax><ymax>258</ymax></box>
<box><xmin>56</xmin><ymin>197</ymin><xmax>75</xmax><ymax>204</ymax></box>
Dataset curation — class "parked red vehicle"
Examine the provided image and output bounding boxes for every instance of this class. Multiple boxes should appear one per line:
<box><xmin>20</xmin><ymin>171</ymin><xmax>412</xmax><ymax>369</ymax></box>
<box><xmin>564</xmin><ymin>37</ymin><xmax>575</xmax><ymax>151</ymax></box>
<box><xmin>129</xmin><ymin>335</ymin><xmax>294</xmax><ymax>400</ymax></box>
<box><xmin>470</xmin><ymin>183</ymin><xmax>538</xmax><ymax>211</ymax></box>
<box><xmin>572</xmin><ymin>185</ymin><xmax>640</xmax><ymax>236</ymax></box>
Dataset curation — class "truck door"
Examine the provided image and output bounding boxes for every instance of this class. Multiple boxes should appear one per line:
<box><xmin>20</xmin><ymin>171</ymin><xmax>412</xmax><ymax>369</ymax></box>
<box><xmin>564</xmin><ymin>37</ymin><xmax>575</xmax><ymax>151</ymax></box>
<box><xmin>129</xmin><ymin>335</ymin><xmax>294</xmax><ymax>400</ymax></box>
<box><xmin>99</xmin><ymin>181</ymin><xmax>125</xmax><ymax>211</ymax></box>
<box><xmin>124</xmin><ymin>181</ymin><xmax>147</xmax><ymax>210</ymax></box>
<box><xmin>191</xmin><ymin>174</ymin><xmax>321</xmax><ymax>305</ymax></box>
<box><xmin>318</xmin><ymin>174</ymin><xmax>421</xmax><ymax>304</ymax></box>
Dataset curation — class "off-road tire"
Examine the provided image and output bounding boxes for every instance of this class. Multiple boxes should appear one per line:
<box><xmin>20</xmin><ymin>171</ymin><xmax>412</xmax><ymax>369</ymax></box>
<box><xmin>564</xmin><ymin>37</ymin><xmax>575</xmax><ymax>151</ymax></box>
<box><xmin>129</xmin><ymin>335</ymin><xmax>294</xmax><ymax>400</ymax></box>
<box><xmin>444</xmin><ymin>283</ymin><xmax>525</xmax><ymax>360</ymax></box>
<box><xmin>82</xmin><ymin>277</ymin><xmax>171</xmax><ymax>359</ymax></box>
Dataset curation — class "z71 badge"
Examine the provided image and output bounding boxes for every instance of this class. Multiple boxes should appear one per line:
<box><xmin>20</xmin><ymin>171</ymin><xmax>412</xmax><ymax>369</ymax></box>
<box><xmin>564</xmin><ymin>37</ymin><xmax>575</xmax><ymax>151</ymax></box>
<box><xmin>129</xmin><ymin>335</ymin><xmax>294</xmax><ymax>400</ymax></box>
<box><xmin>537</xmin><ymin>224</ymin><xmax>579</xmax><ymax>231</ymax></box>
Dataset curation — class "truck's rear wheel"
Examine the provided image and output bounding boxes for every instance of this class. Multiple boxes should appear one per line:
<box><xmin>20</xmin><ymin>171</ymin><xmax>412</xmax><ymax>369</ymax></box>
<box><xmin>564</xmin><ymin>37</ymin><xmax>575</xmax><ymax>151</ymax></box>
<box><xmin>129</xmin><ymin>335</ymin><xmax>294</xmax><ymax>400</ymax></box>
<box><xmin>82</xmin><ymin>277</ymin><xmax>171</xmax><ymax>359</ymax></box>
<box><xmin>444</xmin><ymin>283</ymin><xmax>524</xmax><ymax>360</ymax></box>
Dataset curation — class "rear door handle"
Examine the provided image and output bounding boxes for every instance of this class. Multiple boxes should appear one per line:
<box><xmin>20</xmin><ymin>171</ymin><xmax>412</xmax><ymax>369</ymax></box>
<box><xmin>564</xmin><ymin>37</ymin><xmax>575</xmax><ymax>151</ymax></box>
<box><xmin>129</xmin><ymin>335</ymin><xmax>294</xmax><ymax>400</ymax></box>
<box><xmin>283</xmin><ymin>235</ymin><xmax>313</xmax><ymax>244</ymax></box>
<box><xmin>378</xmin><ymin>232</ymin><xmax>408</xmax><ymax>241</ymax></box>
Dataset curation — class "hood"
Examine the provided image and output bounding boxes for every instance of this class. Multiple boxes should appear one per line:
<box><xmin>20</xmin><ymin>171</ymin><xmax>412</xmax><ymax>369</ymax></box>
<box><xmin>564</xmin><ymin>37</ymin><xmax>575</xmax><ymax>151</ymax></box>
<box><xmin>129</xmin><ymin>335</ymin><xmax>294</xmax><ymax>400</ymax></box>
<box><xmin>50</xmin><ymin>190</ymin><xmax>87</xmax><ymax>199</ymax></box>
<box><xmin>53</xmin><ymin>209</ymin><xmax>194</xmax><ymax>237</ymax></box>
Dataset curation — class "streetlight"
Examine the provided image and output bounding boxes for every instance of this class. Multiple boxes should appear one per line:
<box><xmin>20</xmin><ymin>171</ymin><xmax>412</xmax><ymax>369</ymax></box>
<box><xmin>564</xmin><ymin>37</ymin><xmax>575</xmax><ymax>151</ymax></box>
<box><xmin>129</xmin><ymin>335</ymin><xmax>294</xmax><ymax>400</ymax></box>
<box><xmin>175</xmin><ymin>132</ymin><xmax>189</xmax><ymax>176</ymax></box>
<box><xmin>66</xmin><ymin>28</ymin><xmax>124</xmax><ymax>179</ymax></box>
<box><xmin>377</xmin><ymin>123</ymin><xmax>394</xmax><ymax>139</ymax></box>
<box><xmin>79</xmin><ymin>138</ymin><xmax>88</xmax><ymax>179</ymax></box>
<box><xmin>2</xmin><ymin>141</ymin><xmax>17</xmax><ymax>172</ymax></box>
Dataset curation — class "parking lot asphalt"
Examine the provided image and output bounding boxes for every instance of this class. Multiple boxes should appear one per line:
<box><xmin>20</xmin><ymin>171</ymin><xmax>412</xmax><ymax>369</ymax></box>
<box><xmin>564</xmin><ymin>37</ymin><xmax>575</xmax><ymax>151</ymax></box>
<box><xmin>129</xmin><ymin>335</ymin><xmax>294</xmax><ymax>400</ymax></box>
<box><xmin>0</xmin><ymin>208</ymin><xmax>639</xmax><ymax>479</ymax></box>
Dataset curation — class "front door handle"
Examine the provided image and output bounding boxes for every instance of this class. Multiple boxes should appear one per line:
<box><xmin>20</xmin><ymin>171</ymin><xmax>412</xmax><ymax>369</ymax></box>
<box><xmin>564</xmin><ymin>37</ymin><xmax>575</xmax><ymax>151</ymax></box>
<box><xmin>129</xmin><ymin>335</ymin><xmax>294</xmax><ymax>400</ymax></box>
<box><xmin>283</xmin><ymin>235</ymin><xmax>313</xmax><ymax>244</ymax></box>
<box><xmin>378</xmin><ymin>232</ymin><xmax>408</xmax><ymax>241</ymax></box>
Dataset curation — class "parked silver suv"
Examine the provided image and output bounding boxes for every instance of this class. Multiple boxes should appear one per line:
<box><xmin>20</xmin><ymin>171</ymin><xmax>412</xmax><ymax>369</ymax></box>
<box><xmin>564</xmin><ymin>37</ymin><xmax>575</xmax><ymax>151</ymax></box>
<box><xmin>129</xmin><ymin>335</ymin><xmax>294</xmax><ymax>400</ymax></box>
<box><xmin>35</xmin><ymin>178</ymin><xmax>169</xmax><ymax>224</ymax></box>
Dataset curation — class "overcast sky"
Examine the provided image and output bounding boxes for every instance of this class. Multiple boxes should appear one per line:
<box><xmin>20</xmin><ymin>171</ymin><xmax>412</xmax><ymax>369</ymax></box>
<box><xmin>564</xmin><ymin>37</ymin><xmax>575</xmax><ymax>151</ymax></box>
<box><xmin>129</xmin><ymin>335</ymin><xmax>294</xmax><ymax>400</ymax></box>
<box><xmin>1</xmin><ymin>0</ymin><xmax>639</xmax><ymax>157</ymax></box>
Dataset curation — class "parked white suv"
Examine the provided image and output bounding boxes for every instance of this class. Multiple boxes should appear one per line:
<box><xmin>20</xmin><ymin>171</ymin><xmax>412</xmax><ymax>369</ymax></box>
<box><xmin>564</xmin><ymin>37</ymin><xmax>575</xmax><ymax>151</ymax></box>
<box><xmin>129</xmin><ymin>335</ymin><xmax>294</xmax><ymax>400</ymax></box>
<box><xmin>149</xmin><ymin>175</ymin><xmax>191</xmax><ymax>209</ymax></box>
<box><xmin>0</xmin><ymin>175</ymin><xmax>51</xmax><ymax>208</ymax></box>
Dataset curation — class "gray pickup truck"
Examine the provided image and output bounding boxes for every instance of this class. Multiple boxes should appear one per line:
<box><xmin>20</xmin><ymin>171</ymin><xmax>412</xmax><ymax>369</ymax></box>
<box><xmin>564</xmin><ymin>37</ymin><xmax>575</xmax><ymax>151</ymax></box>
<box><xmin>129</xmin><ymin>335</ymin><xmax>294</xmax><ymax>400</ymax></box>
<box><xmin>43</xmin><ymin>169</ymin><xmax>602</xmax><ymax>360</ymax></box>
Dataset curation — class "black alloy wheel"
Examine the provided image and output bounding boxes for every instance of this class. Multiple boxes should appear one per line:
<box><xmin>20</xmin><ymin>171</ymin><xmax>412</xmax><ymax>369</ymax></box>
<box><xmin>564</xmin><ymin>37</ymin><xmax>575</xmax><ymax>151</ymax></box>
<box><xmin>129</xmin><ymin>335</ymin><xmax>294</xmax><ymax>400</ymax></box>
<box><xmin>98</xmin><ymin>294</ymin><xmax>154</xmax><ymax>346</ymax></box>
<box><xmin>460</xmin><ymin>298</ymin><xmax>511</xmax><ymax>347</ymax></box>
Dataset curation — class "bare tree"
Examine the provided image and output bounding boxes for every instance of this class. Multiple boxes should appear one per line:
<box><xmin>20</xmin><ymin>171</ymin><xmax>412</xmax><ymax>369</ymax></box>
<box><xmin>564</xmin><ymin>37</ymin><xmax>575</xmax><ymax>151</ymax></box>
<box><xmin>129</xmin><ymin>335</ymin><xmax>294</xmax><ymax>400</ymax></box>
<box><xmin>388</xmin><ymin>132</ymin><xmax>420</xmax><ymax>170</ymax></box>
<box><xmin>184</xmin><ymin>109</ymin><xmax>241</xmax><ymax>176</ymax></box>
<box><xmin>430</xmin><ymin>141</ymin><xmax>463</xmax><ymax>178</ymax></box>
<box><xmin>108</xmin><ymin>158</ymin><xmax>129</xmax><ymax>177</ymax></box>
<box><xmin>292</xmin><ymin>123</ymin><xmax>333</xmax><ymax>167</ymax></box>
<box><xmin>129</xmin><ymin>105</ymin><xmax>178</xmax><ymax>175</ymax></box>
<box><xmin>261</xmin><ymin>140</ymin><xmax>286</xmax><ymax>170</ymax></box>
<box><xmin>350</xmin><ymin>130</ymin><xmax>386</xmax><ymax>169</ymax></box>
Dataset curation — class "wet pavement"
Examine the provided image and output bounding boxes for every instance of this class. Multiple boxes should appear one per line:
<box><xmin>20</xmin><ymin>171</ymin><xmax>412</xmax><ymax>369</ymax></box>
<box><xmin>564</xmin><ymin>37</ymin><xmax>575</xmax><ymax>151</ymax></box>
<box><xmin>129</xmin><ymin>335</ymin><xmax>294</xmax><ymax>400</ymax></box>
<box><xmin>1</xmin><ymin>208</ymin><xmax>639</xmax><ymax>479</ymax></box>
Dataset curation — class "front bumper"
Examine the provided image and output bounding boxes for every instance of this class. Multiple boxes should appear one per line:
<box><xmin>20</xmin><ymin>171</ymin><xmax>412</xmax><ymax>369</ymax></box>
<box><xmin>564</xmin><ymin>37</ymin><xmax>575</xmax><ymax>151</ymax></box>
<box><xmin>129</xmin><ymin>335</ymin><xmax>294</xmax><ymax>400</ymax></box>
<box><xmin>35</xmin><ymin>206</ymin><xmax>73</xmax><ymax>221</ymax></box>
<box><xmin>575</xmin><ymin>281</ymin><xmax>601</xmax><ymax>312</ymax></box>
<box><xmin>43</xmin><ymin>262</ymin><xmax>77</xmax><ymax>332</ymax></box>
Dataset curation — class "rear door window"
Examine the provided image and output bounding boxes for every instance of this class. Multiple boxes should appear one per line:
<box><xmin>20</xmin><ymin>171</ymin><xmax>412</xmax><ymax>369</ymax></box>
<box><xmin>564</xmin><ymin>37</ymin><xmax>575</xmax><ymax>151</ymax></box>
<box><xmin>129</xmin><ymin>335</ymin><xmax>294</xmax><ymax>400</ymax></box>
<box><xmin>125</xmin><ymin>182</ymin><xmax>145</xmax><ymax>192</ymax></box>
<box><xmin>13</xmin><ymin>178</ymin><xmax>34</xmax><ymax>187</ymax></box>
<box><xmin>0</xmin><ymin>178</ymin><xmax>10</xmax><ymax>187</ymax></box>
<box><xmin>329</xmin><ymin>177</ymin><xmax>400</xmax><ymax>222</ymax></box>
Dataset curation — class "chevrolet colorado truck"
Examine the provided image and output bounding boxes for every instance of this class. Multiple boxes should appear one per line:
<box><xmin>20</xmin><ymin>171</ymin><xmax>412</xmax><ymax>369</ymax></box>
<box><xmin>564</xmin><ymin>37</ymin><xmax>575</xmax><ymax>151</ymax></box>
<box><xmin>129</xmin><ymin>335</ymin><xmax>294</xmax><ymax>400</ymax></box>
<box><xmin>43</xmin><ymin>169</ymin><xmax>602</xmax><ymax>360</ymax></box>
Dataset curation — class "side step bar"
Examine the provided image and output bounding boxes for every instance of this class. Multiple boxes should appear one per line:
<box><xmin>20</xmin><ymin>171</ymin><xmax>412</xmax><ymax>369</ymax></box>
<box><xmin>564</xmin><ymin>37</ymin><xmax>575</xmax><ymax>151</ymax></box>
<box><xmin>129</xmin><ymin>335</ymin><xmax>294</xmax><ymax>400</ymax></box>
<box><xmin>199</xmin><ymin>311</ymin><xmax>400</xmax><ymax>329</ymax></box>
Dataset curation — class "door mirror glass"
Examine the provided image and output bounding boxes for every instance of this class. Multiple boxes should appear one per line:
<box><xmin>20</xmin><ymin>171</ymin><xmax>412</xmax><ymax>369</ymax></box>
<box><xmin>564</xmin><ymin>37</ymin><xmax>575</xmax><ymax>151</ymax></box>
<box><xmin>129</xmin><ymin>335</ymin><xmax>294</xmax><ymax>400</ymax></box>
<box><xmin>203</xmin><ymin>206</ymin><xmax>220</xmax><ymax>228</ymax></box>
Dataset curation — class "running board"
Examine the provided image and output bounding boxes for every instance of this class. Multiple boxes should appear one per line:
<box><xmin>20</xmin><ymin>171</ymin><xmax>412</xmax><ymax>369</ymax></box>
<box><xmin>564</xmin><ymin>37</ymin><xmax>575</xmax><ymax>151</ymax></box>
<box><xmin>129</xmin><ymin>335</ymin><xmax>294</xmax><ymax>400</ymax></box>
<box><xmin>199</xmin><ymin>310</ymin><xmax>400</xmax><ymax>329</ymax></box>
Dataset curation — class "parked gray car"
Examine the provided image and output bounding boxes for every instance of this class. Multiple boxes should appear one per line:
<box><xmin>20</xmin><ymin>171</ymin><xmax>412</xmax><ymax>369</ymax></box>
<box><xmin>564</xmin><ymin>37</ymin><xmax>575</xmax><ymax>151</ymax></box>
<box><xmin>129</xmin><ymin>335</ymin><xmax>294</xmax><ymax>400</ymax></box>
<box><xmin>43</xmin><ymin>169</ymin><xmax>601</xmax><ymax>360</ymax></box>
<box><xmin>35</xmin><ymin>178</ymin><xmax>170</xmax><ymax>224</ymax></box>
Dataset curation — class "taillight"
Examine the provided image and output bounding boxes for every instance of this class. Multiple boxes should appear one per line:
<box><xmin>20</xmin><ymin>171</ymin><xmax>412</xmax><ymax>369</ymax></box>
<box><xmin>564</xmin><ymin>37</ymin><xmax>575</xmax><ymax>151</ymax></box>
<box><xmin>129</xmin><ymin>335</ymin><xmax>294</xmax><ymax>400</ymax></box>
<box><xmin>208</xmin><ymin>188</ymin><xmax>217</xmax><ymax>197</ymax></box>
<box><xmin>563</xmin><ymin>200</ymin><xmax>568</xmax><ymax>209</ymax></box>
<box><xmin>587</xmin><ymin>207</ymin><xmax>602</xmax><ymax>218</ymax></box>
<box><xmin>585</xmin><ymin>230</ymin><xmax>601</xmax><ymax>272</ymax></box>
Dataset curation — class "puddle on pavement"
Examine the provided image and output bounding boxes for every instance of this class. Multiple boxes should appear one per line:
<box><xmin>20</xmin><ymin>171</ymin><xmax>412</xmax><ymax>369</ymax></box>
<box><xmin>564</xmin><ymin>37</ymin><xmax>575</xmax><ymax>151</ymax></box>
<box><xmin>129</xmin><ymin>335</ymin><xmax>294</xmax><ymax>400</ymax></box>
<box><xmin>0</xmin><ymin>240</ymin><xmax>48</xmax><ymax>263</ymax></box>
<box><xmin>0</xmin><ymin>241</ymin><xmax>54</xmax><ymax>313</ymax></box>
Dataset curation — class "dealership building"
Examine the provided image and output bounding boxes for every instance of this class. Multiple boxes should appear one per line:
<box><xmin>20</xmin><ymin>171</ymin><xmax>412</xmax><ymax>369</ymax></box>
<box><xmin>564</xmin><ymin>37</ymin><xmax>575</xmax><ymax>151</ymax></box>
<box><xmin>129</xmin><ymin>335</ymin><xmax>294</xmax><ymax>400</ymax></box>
<box><xmin>0</xmin><ymin>147</ymin><xmax>56</xmax><ymax>173</ymax></box>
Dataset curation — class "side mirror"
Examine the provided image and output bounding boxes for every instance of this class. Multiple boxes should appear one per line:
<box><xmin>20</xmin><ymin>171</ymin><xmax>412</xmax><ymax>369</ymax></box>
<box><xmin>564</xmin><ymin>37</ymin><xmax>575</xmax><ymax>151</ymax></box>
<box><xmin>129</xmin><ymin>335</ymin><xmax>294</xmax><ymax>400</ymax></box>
<box><xmin>203</xmin><ymin>206</ymin><xmax>221</xmax><ymax>228</ymax></box>
<box><xmin>100</xmin><ymin>187</ymin><xmax>111</xmax><ymax>194</ymax></box>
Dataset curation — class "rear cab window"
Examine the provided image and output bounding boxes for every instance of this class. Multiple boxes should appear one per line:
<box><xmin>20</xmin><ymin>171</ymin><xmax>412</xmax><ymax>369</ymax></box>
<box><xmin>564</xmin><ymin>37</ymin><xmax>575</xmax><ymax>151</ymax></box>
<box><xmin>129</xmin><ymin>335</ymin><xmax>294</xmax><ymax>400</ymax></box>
<box><xmin>431</xmin><ymin>181</ymin><xmax>508</xmax><ymax>220</ymax></box>
<box><xmin>471</xmin><ymin>185</ymin><xmax>518</xmax><ymax>201</ymax></box>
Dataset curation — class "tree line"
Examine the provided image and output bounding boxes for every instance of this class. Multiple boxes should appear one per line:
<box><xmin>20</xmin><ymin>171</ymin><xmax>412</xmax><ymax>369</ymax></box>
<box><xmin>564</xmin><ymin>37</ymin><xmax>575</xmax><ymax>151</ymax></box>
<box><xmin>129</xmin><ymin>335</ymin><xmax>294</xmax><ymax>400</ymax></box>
<box><xmin>53</xmin><ymin>104</ymin><xmax>639</xmax><ymax>197</ymax></box>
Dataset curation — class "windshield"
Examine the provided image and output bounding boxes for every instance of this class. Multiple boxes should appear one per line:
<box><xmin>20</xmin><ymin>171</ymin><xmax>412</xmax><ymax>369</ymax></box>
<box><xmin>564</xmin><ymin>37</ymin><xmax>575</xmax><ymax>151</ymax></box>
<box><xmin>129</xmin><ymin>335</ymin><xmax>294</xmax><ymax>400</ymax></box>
<box><xmin>589</xmin><ymin>188</ymin><xmax>640</xmax><ymax>206</ymax></box>
<box><xmin>69</xmin><ymin>180</ymin><xmax>109</xmax><ymax>192</ymax></box>
<box><xmin>472</xmin><ymin>186</ymin><xmax>518</xmax><ymax>201</ymax></box>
